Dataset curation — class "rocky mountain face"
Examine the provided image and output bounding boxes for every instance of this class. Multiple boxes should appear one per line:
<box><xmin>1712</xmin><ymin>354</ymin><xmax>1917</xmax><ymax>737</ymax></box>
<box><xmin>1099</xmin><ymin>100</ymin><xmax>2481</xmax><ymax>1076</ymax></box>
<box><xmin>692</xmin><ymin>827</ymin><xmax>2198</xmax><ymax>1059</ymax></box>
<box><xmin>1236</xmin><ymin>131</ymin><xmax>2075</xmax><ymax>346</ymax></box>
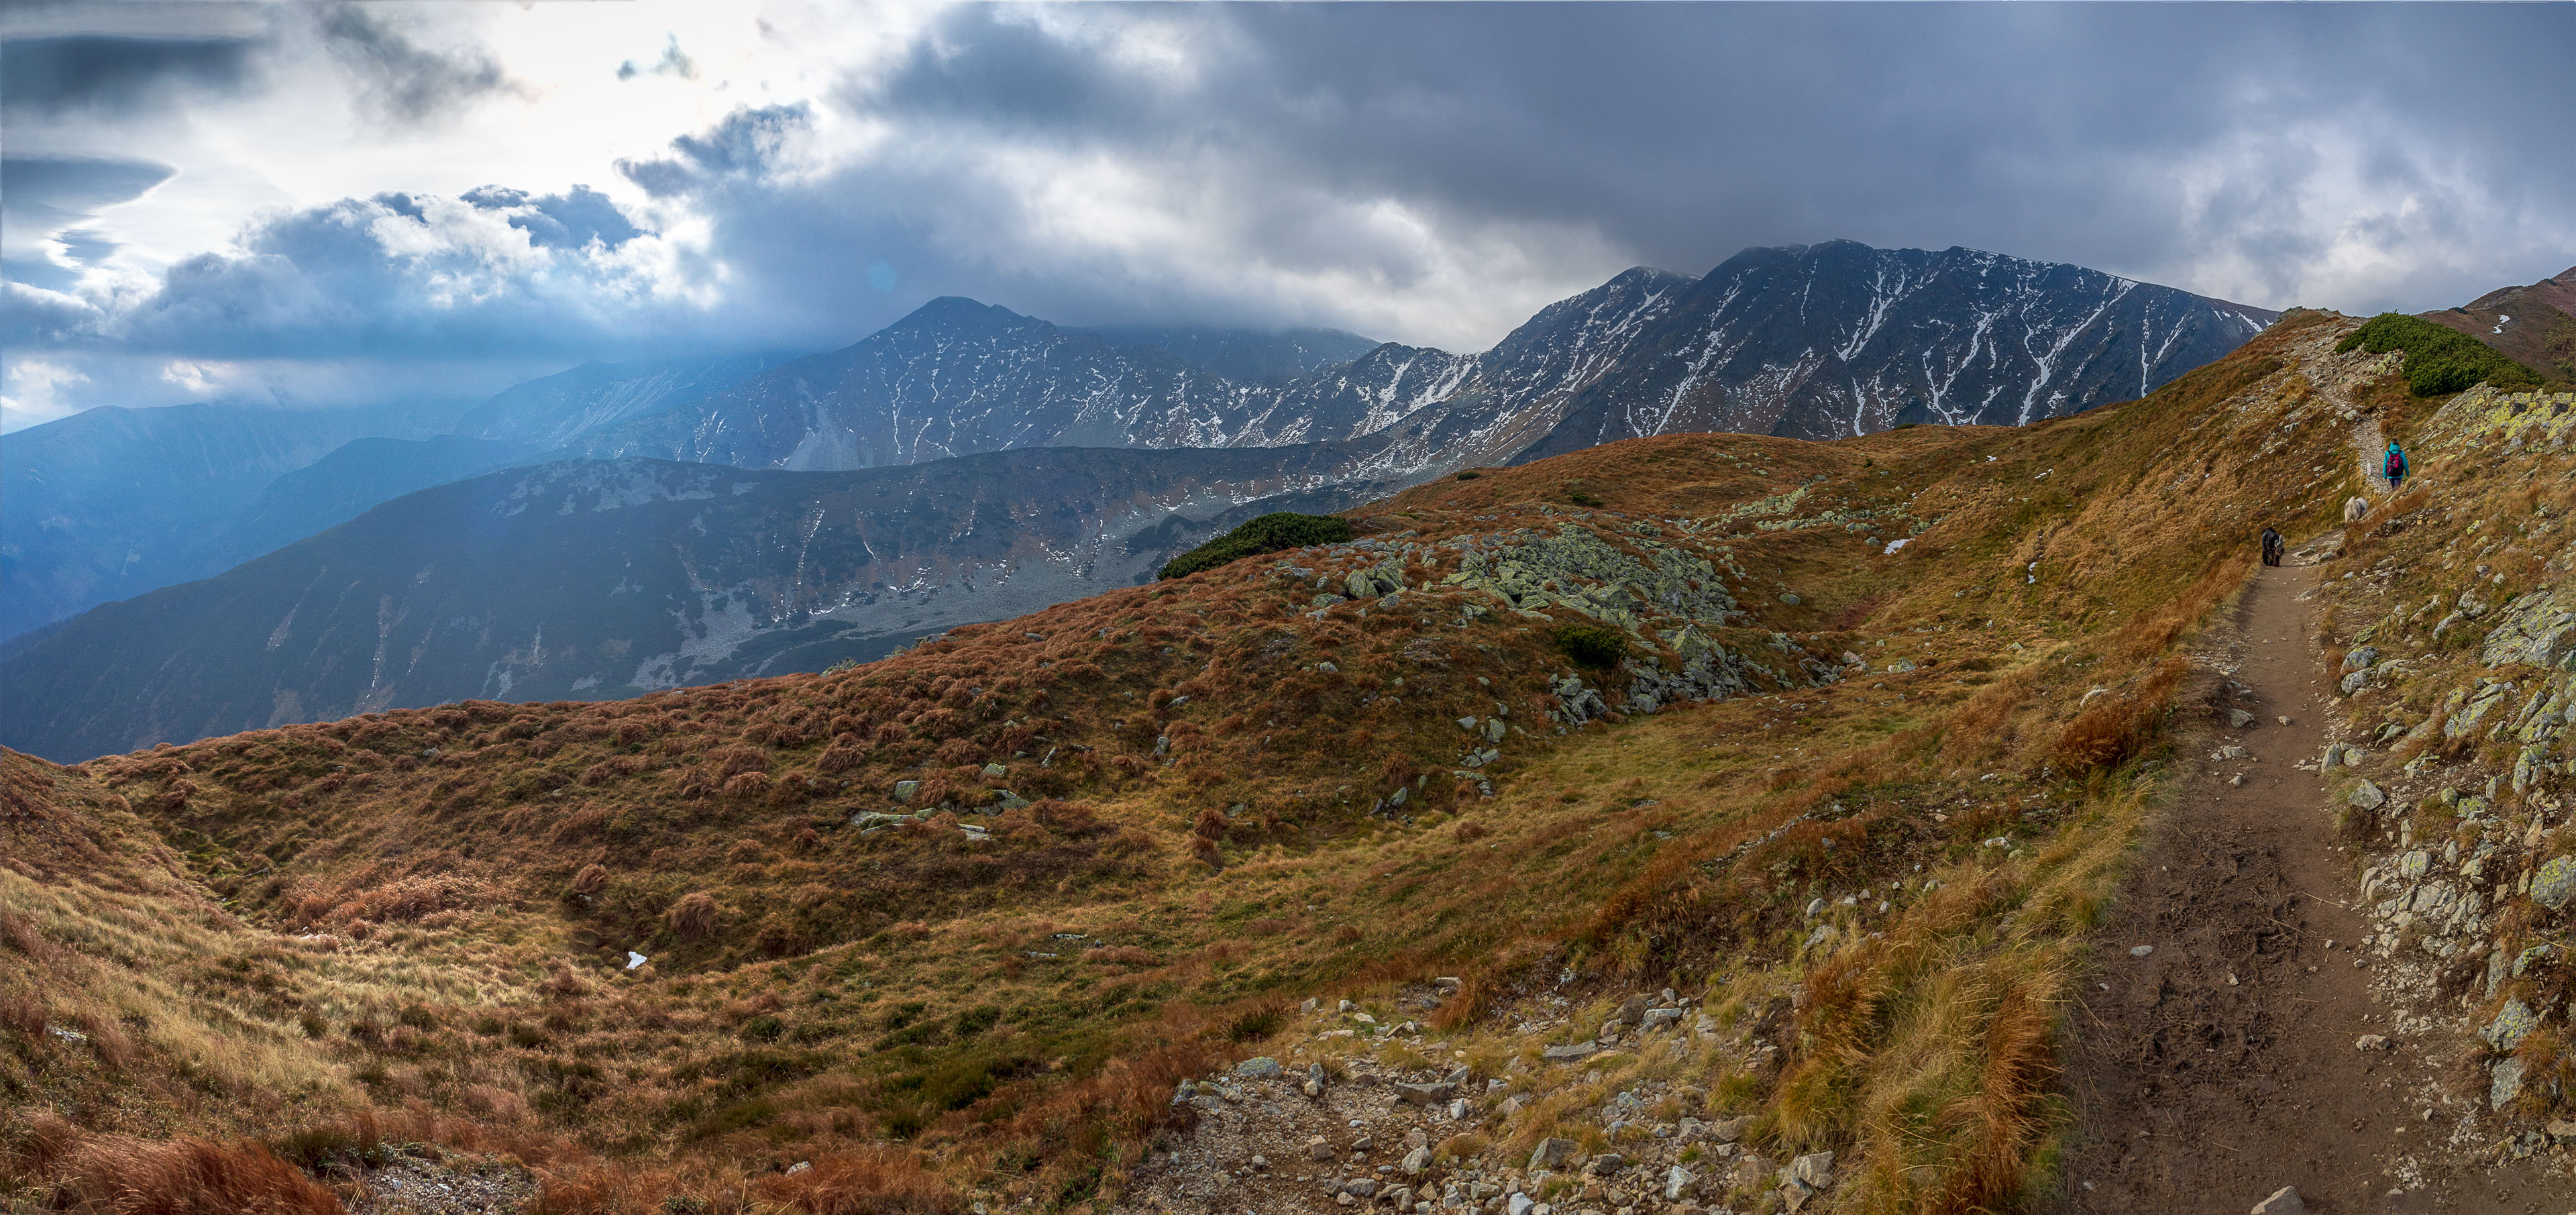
<box><xmin>1070</xmin><ymin>325</ymin><xmax>1381</xmax><ymax>382</ymax></box>
<box><xmin>0</xmin><ymin>401</ymin><xmax>454</xmax><ymax>641</ymax></box>
<box><xmin>0</xmin><ymin>443</ymin><xmax>1385</xmax><ymax>759</ymax></box>
<box><xmin>1514</xmin><ymin>242</ymin><xmax>2279</xmax><ymax>456</ymax></box>
<box><xmin>2420</xmin><ymin>265</ymin><xmax>2576</xmax><ymax>384</ymax></box>
<box><xmin>558</xmin><ymin>244</ymin><xmax>2275</xmax><ymax>479</ymax></box>
<box><xmin>553</xmin><ymin>300</ymin><xmax>1475</xmax><ymax>471</ymax></box>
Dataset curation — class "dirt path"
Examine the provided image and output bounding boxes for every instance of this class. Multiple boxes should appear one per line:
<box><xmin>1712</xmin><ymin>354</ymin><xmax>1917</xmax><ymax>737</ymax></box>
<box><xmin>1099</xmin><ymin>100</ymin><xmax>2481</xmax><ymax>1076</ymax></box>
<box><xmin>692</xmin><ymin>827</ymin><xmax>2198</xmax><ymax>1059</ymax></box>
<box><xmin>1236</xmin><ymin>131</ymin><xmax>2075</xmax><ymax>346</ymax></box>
<box><xmin>2355</xmin><ymin>415</ymin><xmax>2396</xmax><ymax>498</ymax></box>
<box><xmin>2049</xmin><ymin>558</ymin><xmax>2563</xmax><ymax>1214</ymax></box>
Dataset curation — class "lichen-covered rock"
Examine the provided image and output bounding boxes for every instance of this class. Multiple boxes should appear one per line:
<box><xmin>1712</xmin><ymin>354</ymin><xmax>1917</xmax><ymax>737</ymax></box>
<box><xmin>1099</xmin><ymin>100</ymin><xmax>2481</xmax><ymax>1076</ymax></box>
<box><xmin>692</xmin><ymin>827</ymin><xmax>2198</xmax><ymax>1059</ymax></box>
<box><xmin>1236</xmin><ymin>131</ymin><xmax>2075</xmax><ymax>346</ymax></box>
<box><xmin>2493</xmin><ymin>1057</ymin><xmax>2528</xmax><ymax>1110</ymax></box>
<box><xmin>1550</xmin><ymin>676</ymin><xmax>1610</xmax><ymax>724</ymax></box>
<box><xmin>2347</xmin><ymin>780</ymin><xmax>2385</xmax><ymax>811</ymax></box>
<box><xmin>2531</xmin><ymin>855</ymin><xmax>2576</xmax><ymax>910</ymax></box>
<box><xmin>2481</xmin><ymin>1000</ymin><xmax>2540</xmax><ymax>1051</ymax></box>
<box><xmin>2480</xmin><ymin>592</ymin><xmax>2576</xmax><ymax>670</ymax></box>
<box><xmin>2514</xmin><ymin>745</ymin><xmax>2553</xmax><ymax>795</ymax></box>
<box><xmin>1432</xmin><ymin>523</ymin><xmax>1839</xmax><ymax>719</ymax></box>
<box><xmin>1452</xmin><ymin>525</ymin><xmax>1741</xmax><ymax>627</ymax></box>
<box><xmin>2447</xmin><ymin>682</ymin><xmax>2515</xmax><ymax>739</ymax></box>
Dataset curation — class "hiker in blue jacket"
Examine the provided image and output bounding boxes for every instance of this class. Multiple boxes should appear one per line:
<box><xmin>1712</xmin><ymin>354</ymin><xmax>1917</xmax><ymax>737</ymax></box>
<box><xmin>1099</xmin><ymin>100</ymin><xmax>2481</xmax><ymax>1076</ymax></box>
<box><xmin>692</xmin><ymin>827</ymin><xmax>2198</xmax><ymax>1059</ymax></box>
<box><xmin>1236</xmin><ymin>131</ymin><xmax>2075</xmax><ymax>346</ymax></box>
<box><xmin>2385</xmin><ymin>441</ymin><xmax>2409</xmax><ymax>489</ymax></box>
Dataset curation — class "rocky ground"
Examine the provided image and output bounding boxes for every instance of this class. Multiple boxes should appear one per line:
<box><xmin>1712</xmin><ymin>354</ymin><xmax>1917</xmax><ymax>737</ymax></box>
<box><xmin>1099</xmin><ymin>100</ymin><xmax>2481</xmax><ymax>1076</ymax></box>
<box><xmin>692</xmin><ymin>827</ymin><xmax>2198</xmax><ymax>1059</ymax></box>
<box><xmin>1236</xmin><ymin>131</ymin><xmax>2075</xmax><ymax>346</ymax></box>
<box><xmin>336</xmin><ymin>1151</ymin><xmax>539</xmax><ymax>1215</ymax></box>
<box><xmin>1121</xmin><ymin>984</ymin><xmax>1832</xmax><ymax>1215</ymax></box>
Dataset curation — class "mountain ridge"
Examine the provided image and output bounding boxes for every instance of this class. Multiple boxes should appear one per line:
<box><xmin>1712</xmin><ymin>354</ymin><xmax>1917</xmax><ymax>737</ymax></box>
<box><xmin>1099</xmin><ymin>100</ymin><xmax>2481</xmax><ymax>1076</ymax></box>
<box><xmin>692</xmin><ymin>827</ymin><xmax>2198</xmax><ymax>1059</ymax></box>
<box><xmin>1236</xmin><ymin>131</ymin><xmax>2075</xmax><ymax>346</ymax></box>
<box><xmin>555</xmin><ymin>242</ymin><xmax>2276</xmax><ymax>482</ymax></box>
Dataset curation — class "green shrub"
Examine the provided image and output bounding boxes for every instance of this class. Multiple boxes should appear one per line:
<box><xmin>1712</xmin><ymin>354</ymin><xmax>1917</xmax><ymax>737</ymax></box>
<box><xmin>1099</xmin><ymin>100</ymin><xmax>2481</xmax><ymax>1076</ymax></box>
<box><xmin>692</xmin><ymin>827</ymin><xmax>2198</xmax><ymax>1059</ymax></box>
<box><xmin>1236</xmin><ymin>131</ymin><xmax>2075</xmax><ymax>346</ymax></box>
<box><xmin>1454</xmin><ymin>470</ymin><xmax>1483</xmax><ymax>480</ymax></box>
<box><xmin>2337</xmin><ymin>313</ymin><xmax>2540</xmax><ymax>396</ymax></box>
<box><xmin>1160</xmin><ymin>512</ymin><xmax>1356</xmax><ymax>580</ymax></box>
<box><xmin>1568</xmin><ymin>491</ymin><xmax>1605</xmax><ymax>507</ymax></box>
<box><xmin>1554</xmin><ymin>624</ymin><xmax>1629</xmax><ymax>670</ymax></box>
<box><xmin>1222</xmin><ymin>1000</ymin><xmax>1286</xmax><ymax>1041</ymax></box>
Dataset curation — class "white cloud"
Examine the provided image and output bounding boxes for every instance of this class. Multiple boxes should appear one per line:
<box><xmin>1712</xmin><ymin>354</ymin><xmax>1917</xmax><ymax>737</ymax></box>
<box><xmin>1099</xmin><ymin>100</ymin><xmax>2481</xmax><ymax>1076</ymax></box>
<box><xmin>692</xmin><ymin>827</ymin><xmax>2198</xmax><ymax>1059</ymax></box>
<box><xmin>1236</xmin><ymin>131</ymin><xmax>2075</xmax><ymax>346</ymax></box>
<box><xmin>159</xmin><ymin>360</ymin><xmax>217</xmax><ymax>394</ymax></box>
<box><xmin>0</xmin><ymin>358</ymin><xmax>93</xmax><ymax>430</ymax></box>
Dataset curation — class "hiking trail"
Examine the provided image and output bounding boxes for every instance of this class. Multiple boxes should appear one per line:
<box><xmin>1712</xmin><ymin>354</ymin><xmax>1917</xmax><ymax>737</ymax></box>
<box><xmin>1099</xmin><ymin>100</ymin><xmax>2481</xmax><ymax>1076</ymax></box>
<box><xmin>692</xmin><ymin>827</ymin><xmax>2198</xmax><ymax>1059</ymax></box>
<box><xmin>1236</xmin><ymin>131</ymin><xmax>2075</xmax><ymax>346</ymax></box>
<box><xmin>2051</xmin><ymin>544</ymin><xmax>2565</xmax><ymax>1213</ymax></box>
<box><xmin>2355</xmin><ymin>415</ymin><xmax>2397</xmax><ymax>498</ymax></box>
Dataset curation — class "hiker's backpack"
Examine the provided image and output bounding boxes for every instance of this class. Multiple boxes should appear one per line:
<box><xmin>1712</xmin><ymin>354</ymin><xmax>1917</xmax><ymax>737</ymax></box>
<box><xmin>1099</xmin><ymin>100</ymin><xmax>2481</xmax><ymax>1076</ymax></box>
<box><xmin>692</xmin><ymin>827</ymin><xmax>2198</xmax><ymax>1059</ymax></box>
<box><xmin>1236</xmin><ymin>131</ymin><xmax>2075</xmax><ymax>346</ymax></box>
<box><xmin>2387</xmin><ymin>449</ymin><xmax>2406</xmax><ymax>478</ymax></box>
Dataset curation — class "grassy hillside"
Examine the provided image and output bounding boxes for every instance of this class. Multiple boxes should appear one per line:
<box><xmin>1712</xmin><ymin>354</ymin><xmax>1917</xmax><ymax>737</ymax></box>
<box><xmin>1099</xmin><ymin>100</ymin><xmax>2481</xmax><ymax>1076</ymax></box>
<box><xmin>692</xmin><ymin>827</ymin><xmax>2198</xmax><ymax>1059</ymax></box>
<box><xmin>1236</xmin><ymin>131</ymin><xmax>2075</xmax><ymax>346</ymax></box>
<box><xmin>7</xmin><ymin>311</ymin><xmax>2423</xmax><ymax>1213</ymax></box>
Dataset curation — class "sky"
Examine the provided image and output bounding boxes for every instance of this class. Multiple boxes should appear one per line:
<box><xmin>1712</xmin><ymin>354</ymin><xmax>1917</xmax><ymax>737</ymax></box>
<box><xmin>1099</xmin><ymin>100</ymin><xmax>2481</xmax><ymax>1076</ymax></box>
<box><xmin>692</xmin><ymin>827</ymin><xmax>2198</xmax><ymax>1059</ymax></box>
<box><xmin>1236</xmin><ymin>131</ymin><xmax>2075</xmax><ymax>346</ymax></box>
<box><xmin>3</xmin><ymin>1</ymin><xmax>2571</xmax><ymax>433</ymax></box>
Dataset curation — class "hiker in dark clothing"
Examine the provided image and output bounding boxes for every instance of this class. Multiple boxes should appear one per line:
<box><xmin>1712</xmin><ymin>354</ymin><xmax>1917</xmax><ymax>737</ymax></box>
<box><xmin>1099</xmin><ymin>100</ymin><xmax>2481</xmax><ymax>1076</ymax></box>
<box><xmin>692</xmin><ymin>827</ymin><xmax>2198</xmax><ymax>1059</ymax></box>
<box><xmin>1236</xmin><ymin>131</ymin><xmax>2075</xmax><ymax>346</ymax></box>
<box><xmin>2385</xmin><ymin>441</ymin><xmax>2409</xmax><ymax>489</ymax></box>
<box><xmin>2261</xmin><ymin>527</ymin><xmax>2284</xmax><ymax>567</ymax></box>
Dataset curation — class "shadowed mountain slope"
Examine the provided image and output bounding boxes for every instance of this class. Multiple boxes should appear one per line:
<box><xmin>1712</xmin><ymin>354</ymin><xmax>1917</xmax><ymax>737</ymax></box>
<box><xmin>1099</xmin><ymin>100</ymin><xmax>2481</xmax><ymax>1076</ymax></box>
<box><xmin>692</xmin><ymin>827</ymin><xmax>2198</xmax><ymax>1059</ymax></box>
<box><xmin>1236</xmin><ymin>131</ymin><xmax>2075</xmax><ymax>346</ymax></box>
<box><xmin>1070</xmin><ymin>325</ymin><xmax>1383</xmax><ymax>382</ymax></box>
<box><xmin>1</xmin><ymin>355</ymin><xmax>786</xmax><ymax>643</ymax></box>
<box><xmin>449</xmin><ymin>353</ymin><xmax>794</xmax><ymax>448</ymax></box>
<box><xmin>207</xmin><ymin>435</ymin><xmax>540</xmax><ymax>571</ymax></box>
<box><xmin>0</xmin><ymin>401</ymin><xmax>454</xmax><ymax>641</ymax></box>
<box><xmin>0</xmin><ymin>443</ymin><xmax>1387</xmax><ymax>760</ymax></box>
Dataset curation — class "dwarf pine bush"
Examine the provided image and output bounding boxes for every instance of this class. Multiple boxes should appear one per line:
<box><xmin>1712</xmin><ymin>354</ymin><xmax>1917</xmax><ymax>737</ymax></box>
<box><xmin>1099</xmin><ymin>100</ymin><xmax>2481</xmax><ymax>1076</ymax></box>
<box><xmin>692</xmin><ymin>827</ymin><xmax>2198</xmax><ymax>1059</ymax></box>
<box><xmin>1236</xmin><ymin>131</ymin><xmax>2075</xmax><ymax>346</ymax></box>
<box><xmin>1159</xmin><ymin>512</ymin><xmax>1356</xmax><ymax>580</ymax></box>
<box><xmin>2337</xmin><ymin>312</ymin><xmax>2539</xmax><ymax>396</ymax></box>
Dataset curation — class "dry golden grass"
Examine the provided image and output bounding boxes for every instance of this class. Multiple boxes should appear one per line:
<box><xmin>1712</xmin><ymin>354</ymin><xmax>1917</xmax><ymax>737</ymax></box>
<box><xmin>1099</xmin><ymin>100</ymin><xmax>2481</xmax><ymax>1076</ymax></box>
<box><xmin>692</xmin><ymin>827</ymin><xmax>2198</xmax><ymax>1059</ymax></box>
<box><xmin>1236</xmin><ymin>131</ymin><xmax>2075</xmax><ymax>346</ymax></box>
<box><xmin>9</xmin><ymin>1114</ymin><xmax>341</xmax><ymax>1215</ymax></box>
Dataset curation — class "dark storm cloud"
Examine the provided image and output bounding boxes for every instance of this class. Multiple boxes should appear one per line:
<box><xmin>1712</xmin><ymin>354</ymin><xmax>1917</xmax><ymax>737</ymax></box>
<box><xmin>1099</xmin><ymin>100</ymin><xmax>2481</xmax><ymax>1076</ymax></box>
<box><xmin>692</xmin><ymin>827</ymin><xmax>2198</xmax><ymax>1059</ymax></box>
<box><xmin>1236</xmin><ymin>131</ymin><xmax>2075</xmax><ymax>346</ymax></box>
<box><xmin>616</xmin><ymin>103</ymin><xmax>813</xmax><ymax>198</ymax></box>
<box><xmin>462</xmin><ymin>184</ymin><xmax>648</xmax><ymax>250</ymax></box>
<box><xmin>1</xmin><ymin>155</ymin><xmax>174</xmax><ymax>293</ymax></box>
<box><xmin>313</xmin><ymin>4</ymin><xmax>517</xmax><ymax>124</ymax></box>
<box><xmin>0</xmin><ymin>34</ymin><xmax>261</xmax><ymax>117</ymax></box>
<box><xmin>824</xmin><ymin>2</ymin><xmax>2573</xmax><ymax>317</ymax></box>
<box><xmin>1</xmin><ymin>155</ymin><xmax>174</xmax><ymax>227</ymax></box>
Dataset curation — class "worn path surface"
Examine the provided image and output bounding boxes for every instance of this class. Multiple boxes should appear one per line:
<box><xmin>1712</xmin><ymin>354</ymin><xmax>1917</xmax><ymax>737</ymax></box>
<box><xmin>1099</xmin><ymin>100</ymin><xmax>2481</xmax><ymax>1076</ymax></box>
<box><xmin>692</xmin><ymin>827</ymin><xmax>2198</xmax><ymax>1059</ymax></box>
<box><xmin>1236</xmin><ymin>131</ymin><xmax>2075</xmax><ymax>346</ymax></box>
<box><xmin>2355</xmin><ymin>415</ymin><xmax>2399</xmax><ymax>498</ymax></box>
<box><xmin>2050</xmin><ymin>558</ymin><xmax>2565</xmax><ymax>1214</ymax></box>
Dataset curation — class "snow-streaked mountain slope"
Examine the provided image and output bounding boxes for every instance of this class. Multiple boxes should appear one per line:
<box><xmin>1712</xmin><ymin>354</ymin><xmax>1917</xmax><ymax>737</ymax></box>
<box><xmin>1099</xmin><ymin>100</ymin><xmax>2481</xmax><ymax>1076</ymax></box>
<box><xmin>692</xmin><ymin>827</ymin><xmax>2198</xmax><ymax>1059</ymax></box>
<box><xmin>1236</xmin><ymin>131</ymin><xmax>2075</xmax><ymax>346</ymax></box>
<box><xmin>1515</xmin><ymin>241</ymin><xmax>2278</xmax><ymax>460</ymax></box>
<box><xmin>554</xmin><ymin>242</ymin><xmax>2275</xmax><ymax>479</ymax></box>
